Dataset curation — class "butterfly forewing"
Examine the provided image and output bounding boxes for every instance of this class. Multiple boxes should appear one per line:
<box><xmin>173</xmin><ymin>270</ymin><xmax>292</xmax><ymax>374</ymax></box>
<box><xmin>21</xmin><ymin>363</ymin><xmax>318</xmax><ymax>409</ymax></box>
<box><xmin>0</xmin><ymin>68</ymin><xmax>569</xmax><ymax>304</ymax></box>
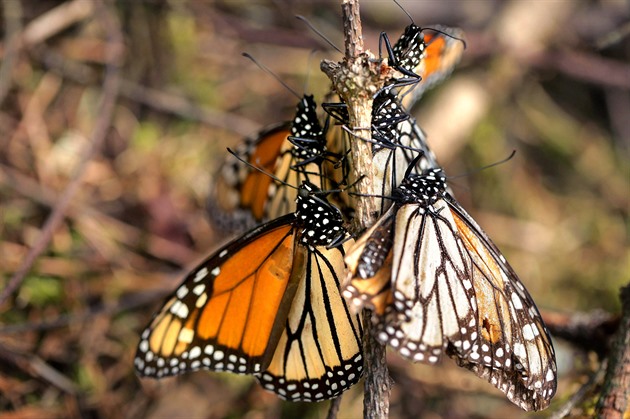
<box><xmin>209</xmin><ymin>123</ymin><xmax>290</xmax><ymax>232</ymax></box>
<box><xmin>135</xmin><ymin>215</ymin><xmax>298</xmax><ymax>377</ymax></box>
<box><xmin>378</xmin><ymin>198</ymin><xmax>477</xmax><ymax>360</ymax></box>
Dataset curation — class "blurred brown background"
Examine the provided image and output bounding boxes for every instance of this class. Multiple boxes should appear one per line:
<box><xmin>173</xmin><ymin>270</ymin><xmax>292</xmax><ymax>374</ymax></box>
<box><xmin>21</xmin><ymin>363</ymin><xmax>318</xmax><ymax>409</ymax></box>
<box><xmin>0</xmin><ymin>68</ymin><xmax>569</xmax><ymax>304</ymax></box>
<box><xmin>0</xmin><ymin>0</ymin><xmax>628</xmax><ymax>418</ymax></box>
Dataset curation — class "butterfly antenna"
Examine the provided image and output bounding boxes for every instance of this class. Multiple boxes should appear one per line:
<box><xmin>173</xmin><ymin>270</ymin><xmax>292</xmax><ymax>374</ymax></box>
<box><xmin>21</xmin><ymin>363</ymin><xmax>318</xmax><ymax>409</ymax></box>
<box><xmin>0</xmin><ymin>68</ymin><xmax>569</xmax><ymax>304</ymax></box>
<box><xmin>449</xmin><ymin>150</ymin><xmax>517</xmax><ymax>179</ymax></box>
<box><xmin>393</xmin><ymin>0</ymin><xmax>414</xmax><ymax>25</ymax></box>
<box><xmin>423</xmin><ymin>27</ymin><xmax>467</xmax><ymax>49</ymax></box>
<box><xmin>303</xmin><ymin>49</ymin><xmax>320</xmax><ymax>93</ymax></box>
<box><xmin>242</xmin><ymin>53</ymin><xmax>301</xmax><ymax>100</ymax></box>
<box><xmin>227</xmin><ymin>147</ymin><xmax>300</xmax><ymax>191</ymax></box>
<box><xmin>347</xmin><ymin>190</ymin><xmax>397</xmax><ymax>202</ymax></box>
<box><xmin>228</xmin><ymin>147</ymin><xmax>347</xmax><ymax>197</ymax></box>
<box><xmin>295</xmin><ymin>15</ymin><xmax>342</xmax><ymax>54</ymax></box>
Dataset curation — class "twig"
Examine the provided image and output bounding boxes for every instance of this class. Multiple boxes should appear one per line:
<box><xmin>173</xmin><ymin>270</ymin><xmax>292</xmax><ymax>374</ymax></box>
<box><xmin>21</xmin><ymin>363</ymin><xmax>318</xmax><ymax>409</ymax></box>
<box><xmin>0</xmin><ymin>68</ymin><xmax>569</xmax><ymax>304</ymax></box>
<box><xmin>0</xmin><ymin>342</ymin><xmax>79</xmax><ymax>395</ymax></box>
<box><xmin>118</xmin><ymin>79</ymin><xmax>261</xmax><ymax>137</ymax></box>
<box><xmin>326</xmin><ymin>396</ymin><xmax>342</xmax><ymax>419</ymax></box>
<box><xmin>320</xmin><ymin>1</ymin><xmax>394</xmax><ymax>417</ymax></box>
<box><xmin>0</xmin><ymin>291</ymin><xmax>164</xmax><ymax>334</ymax></box>
<box><xmin>541</xmin><ymin>309</ymin><xmax>620</xmax><ymax>356</ymax></box>
<box><xmin>595</xmin><ymin>284</ymin><xmax>630</xmax><ymax>418</ymax></box>
<box><xmin>0</xmin><ymin>1</ymin><xmax>123</xmax><ymax>306</ymax></box>
<box><xmin>549</xmin><ymin>361</ymin><xmax>607</xmax><ymax>419</ymax></box>
<box><xmin>21</xmin><ymin>0</ymin><xmax>94</xmax><ymax>47</ymax></box>
<box><xmin>0</xmin><ymin>163</ymin><xmax>198</xmax><ymax>267</ymax></box>
<box><xmin>529</xmin><ymin>49</ymin><xmax>630</xmax><ymax>90</ymax></box>
<box><xmin>30</xmin><ymin>47</ymin><xmax>262</xmax><ymax>137</ymax></box>
<box><xmin>0</xmin><ymin>0</ymin><xmax>23</xmax><ymax>105</ymax></box>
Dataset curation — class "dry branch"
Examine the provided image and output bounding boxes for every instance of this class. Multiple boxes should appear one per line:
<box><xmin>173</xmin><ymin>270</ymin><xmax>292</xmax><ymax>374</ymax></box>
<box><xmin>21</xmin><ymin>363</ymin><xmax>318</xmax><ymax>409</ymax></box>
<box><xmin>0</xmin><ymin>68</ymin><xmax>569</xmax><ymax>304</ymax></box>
<box><xmin>320</xmin><ymin>0</ymin><xmax>395</xmax><ymax>417</ymax></box>
<box><xmin>595</xmin><ymin>284</ymin><xmax>630</xmax><ymax>418</ymax></box>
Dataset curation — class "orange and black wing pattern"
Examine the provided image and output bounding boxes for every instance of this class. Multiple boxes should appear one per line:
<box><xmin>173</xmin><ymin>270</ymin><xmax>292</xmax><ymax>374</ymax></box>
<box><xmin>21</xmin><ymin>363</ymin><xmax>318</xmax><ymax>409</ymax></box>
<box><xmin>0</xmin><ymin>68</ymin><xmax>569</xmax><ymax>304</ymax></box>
<box><xmin>208</xmin><ymin>123</ymin><xmax>291</xmax><ymax>233</ymax></box>
<box><xmin>137</xmin><ymin>183</ymin><xmax>363</xmax><ymax>401</ymax></box>
<box><xmin>259</xmin><ymin>240</ymin><xmax>363</xmax><ymax>401</ymax></box>
<box><xmin>135</xmin><ymin>214</ymin><xmax>298</xmax><ymax>377</ymax></box>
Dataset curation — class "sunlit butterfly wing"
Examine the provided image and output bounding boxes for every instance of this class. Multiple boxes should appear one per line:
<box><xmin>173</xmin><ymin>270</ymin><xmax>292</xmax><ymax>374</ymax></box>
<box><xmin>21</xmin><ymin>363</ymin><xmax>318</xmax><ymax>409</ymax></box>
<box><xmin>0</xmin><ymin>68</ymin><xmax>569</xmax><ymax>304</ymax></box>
<box><xmin>344</xmin><ymin>168</ymin><xmax>557</xmax><ymax>411</ymax></box>
<box><xmin>137</xmin><ymin>182</ymin><xmax>363</xmax><ymax>401</ymax></box>
<box><xmin>208</xmin><ymin>95</ymin><xmax>331</xmax><ymax>233</ymax></box>
<box><xmin>259</xmin><ymin>240</ymin><xmax>363</xmax><ymax>401</ymax></box>
<box><xmin>135</xmin><ymin>214</ymin><xmax>298</xmax><ymax>377</ymax></box>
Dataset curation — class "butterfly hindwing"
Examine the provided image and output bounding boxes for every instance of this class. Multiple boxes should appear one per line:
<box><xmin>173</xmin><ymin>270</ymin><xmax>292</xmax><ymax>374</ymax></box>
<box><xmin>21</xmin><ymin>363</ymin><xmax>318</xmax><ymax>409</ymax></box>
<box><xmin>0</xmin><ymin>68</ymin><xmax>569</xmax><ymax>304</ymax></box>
<box><xmin>259</xmin><ymin>241</ymin><xmax>364</xmax><ymax>401</ymax></box>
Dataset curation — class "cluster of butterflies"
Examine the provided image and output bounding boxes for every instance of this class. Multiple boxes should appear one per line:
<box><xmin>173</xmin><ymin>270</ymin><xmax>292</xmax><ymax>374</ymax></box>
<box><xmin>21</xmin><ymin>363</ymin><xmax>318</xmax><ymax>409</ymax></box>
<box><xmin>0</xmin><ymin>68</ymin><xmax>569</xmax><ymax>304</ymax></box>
<box><xmin>135</xmin><ymin>18</ymin><xmax>558</xmax><ymax>412</ymax></box>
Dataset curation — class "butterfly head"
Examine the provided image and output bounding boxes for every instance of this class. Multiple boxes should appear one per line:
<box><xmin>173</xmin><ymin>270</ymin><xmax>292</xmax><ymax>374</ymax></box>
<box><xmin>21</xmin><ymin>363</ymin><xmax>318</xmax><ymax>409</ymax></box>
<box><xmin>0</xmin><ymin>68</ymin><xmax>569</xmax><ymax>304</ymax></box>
<box><xmin>396</xmin><ymin>168</ymin><xmax>447</xmax><ymax>205</ymax></box>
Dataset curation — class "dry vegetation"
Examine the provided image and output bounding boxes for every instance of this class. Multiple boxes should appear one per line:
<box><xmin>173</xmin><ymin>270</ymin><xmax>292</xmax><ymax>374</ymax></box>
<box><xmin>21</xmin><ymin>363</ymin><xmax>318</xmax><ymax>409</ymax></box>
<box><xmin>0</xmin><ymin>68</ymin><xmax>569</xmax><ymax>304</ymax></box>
<box><xmin>0</xmin><ymin>1</ymin><xmax>628</xmax><ymax>418</ymax></box>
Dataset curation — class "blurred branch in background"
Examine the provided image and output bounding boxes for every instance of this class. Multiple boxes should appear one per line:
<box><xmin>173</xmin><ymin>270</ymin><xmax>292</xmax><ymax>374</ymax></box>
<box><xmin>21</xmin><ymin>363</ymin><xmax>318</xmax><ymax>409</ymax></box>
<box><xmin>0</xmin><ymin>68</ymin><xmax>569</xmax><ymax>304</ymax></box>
<box><xmin>0</xmin><ymin>0</ymin><xmax>23</xmax><ymax>105</ymax></box>
<box><xmin>0</xmin><ymin>0</ymin><xmax>123</xmax><ymax>307</ymax></box>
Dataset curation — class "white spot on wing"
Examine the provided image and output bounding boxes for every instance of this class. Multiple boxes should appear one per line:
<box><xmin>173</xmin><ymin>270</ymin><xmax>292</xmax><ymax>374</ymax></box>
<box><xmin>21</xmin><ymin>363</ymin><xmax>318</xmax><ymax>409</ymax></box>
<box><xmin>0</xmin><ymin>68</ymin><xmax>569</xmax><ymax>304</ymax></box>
<box><xmin>194</xmin><ymin>267</ymin><xmax>208</xmax><ymax>282</ymax></box>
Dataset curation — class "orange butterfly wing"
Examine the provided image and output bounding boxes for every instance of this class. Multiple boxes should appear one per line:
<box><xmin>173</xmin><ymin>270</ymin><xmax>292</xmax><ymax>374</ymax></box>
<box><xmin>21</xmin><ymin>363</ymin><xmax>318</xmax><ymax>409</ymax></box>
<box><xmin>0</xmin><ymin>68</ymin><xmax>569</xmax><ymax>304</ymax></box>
<box><xmin>135</xmin><ymin>215</ymin><xmax>300</xmax><ymax>376</ymax></box>
<box><xmin>241</xmin><ymin>126</ymin><xmax>292</xmax><ymax>220</ymax></box>
<box><xmin>209</xmin><ymin>123</ymin><xmax>291</xmax><ymax>232</ymax></box>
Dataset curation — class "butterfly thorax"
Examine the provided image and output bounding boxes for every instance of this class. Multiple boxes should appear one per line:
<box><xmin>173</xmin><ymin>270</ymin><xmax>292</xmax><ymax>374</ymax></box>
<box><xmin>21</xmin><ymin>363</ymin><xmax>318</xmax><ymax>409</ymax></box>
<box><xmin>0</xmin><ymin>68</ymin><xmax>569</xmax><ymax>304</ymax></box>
<box><xmin>295</xmin><ymin>182</ymin><xmax>346</xmax><ymax>248</ymax></box>
<box><xmin>372</xmin><ymin>93</ymin><xmax>409</xmax><ymax>151</ymax></box>
<box><xmin>289</xmin><ymin>95</ymin><xmax>326</xmax><ymax>164</ymax></box>
<box><xmin>392</xmin><ymin>24</ymin><xmax>426</xmax><ymax>71</ymax></box>
<box><xmin>394</xmin><ymin>168</ymin><xmax>447</xmax><ymax>206</ymax></box>
<box><xmin>289</xmin><ymin>134</ymin><xmax>326</xmax><ymax>163</ymax></box>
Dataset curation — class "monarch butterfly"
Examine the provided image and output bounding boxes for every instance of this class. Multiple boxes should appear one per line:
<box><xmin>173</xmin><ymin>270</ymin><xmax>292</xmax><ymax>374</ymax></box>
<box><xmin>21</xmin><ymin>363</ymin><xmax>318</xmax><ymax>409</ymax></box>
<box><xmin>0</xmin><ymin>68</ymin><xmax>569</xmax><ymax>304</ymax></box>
<box><xmin>343</xmin><ymin>163</ymin><xmax>557</xmax><ymax>411</ymax></box>
<box><xmin>208</xmin><ymin>95</ymin><xmax>335</xmax><ymax>233</ymax></box>
<box><xmin>136</xmin><ymin>181</ymin><xmax>363</xmax><ymax>402</ymax></box>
